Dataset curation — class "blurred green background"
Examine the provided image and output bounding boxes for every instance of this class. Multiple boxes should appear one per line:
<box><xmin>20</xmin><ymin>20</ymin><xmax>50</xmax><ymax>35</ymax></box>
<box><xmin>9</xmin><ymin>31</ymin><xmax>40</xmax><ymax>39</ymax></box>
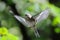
<box><xmin>0</xmin><ymin>0</ymin><xmax>60</xmax><ymax>40</ymax></box>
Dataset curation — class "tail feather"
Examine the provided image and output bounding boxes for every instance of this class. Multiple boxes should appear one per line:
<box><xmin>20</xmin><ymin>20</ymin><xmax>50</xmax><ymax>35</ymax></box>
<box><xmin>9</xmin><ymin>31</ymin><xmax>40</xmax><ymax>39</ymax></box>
<box><xmin>33</xmin><ymin>27</ymin><xmax>40</xmax><ymax>37</ymax></box>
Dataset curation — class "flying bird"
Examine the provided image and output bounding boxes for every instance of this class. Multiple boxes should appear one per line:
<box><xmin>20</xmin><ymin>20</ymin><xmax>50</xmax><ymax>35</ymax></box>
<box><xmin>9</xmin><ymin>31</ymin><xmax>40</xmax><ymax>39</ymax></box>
<box><xmin>10</xmin><ymin>8</ymin><xmax>50</xmax><ymax>37</ymax></box>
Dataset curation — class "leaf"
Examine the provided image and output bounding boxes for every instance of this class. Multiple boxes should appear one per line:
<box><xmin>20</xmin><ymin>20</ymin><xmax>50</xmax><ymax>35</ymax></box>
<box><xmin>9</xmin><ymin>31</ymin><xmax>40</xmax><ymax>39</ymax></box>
<box><xmin>55</xmin><ymin>28</ymin><xmax>60</xmax><ymax>33</ymax></box>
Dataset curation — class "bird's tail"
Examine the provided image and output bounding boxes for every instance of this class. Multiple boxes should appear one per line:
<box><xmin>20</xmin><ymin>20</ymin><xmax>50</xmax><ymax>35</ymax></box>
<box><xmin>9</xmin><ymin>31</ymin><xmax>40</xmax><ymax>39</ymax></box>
<box><xmin>33</xmin><ymin>27</ymin><xmax>40</xmax><ymax>38</ymax></box>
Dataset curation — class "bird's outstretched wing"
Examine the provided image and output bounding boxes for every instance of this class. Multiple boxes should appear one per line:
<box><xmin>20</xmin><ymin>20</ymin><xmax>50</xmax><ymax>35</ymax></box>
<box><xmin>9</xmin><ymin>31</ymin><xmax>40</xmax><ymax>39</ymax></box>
<box><xmin>9</xmin><ymin>10</ymin><xmax>29</xmax><ymax>27</ymax></box>
<box><xmin>33</xmin><ymin>8</ymin><xmax>50</xmax><ymax>23</ymax></box>
<box><xmin>14</xmin><ymin>15</ymin><xmax>29</xmax><ymax>27</ymax></box>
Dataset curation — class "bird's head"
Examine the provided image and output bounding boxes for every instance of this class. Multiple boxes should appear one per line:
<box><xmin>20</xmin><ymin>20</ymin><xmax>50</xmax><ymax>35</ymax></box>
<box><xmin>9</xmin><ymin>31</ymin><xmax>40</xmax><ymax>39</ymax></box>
<box><xmin>25</xmin><ymin>13</ymin><xmax>32</xmax><ymax>19</ymax></box>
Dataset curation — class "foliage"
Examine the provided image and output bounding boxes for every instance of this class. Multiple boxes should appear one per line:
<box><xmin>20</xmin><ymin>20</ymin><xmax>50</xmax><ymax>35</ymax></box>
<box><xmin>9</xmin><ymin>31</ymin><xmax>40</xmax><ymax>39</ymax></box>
<box><xmin>0</xmin><ymin>0</ymin><xmax>60</xmax><ymax>40</ymax></box>
<box><xmin>0</xmin><ymin>27</ymin><xmax>19</xmax><ymax>40</ymax></box>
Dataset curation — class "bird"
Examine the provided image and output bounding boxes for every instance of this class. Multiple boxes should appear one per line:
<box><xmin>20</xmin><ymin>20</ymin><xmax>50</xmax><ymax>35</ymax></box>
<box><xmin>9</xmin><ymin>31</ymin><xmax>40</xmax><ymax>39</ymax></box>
<box><xmin>9</xmin><ymin>8</ymin><xmax>50</xmax><ymax>38</ymax></box>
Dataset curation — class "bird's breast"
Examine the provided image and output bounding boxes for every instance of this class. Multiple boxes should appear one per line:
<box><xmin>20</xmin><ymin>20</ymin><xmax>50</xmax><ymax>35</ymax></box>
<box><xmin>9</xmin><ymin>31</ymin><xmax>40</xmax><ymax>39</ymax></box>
<box><xmin>26</xmin><ymin>20</ymin><xmax>35</xmax><ymax>27</ymax></box>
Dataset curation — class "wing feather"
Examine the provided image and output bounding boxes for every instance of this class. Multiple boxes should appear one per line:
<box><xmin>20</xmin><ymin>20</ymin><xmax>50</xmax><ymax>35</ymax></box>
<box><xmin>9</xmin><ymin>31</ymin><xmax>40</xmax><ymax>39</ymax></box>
<box><xmin>14</xmin><ymin>15</ymin><xmax>29</xmax><ymax>27</ymax></box>
<box><xmin>34</xmin><ymin>8</ymin><xmax>50</xmax><ymax>23</ymax></box>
